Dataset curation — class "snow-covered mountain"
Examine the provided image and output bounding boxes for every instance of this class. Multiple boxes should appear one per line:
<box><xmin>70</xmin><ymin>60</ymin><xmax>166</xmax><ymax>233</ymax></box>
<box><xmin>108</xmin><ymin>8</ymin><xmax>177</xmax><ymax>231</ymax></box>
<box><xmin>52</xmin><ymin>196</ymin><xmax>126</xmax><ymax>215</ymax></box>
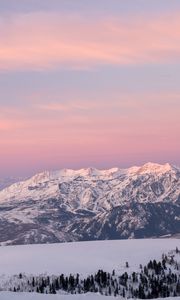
<box><xmin>0</xmin><ymin>176</ymin><xmax>25</xmax><ymax>191</ymax></box>
<box><xmin>0</xmin><ymin>162</ymin><xmax>179</xmax><ymax>245</ymax></box>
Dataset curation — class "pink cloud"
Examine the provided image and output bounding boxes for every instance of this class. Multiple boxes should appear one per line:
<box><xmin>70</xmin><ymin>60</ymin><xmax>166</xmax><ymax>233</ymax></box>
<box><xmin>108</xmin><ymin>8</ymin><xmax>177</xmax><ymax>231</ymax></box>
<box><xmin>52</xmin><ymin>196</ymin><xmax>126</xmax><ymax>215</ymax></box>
<box><xmin>0</xmin><ymin>12</ymin><xmax>180</xmax><ymax>71</ymax></box>
<box><xmin>37</xmin><ymin>101</ymin><xmax>98</xmax><ymax>112</ymax></box>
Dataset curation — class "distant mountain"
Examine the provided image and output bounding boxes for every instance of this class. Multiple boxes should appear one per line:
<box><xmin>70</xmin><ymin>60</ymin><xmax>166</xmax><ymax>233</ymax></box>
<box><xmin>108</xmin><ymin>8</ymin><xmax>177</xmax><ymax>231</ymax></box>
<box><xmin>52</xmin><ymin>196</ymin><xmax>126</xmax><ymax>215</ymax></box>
<box><xmin>0</xmin><ymin>162</ymin><xmax>179</xmax><ymax>245</ymax></box>
<box><xmin>0</xmin><ymin>177</ymin><xmax>25</xmax><ymax>191</ymax></box>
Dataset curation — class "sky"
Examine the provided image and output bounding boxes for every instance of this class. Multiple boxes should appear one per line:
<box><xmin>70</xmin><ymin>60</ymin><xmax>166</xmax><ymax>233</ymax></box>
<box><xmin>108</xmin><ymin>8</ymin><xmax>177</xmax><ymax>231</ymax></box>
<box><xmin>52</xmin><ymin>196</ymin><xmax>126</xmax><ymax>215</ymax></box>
<box><xmin>0</xmin><ymin>0</ymin><xmax>180</xmax><ymax>177</ymax></box>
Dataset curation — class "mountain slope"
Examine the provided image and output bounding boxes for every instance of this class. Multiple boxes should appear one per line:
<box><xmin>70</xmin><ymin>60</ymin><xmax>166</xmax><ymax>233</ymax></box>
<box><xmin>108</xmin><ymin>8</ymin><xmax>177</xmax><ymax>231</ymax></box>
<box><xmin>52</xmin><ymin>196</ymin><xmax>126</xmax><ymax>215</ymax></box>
<box><xmin>0</xmin><ymin>163</ymin><xmax>179</xmax><ymax>245</ymax></box>
<box><xmin>0</xmin><ymin>176</ymin><xmax>25</xmax><ymax>191</ymax></box>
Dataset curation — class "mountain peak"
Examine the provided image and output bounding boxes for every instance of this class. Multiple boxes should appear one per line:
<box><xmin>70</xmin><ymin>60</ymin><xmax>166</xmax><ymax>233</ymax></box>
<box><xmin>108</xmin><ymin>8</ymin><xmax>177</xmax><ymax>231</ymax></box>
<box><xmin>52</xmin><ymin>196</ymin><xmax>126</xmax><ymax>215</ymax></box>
<box><xmin>137</xmin><ymin>162</ymin><xmax>172</xmax><ymax>174</ymax></box>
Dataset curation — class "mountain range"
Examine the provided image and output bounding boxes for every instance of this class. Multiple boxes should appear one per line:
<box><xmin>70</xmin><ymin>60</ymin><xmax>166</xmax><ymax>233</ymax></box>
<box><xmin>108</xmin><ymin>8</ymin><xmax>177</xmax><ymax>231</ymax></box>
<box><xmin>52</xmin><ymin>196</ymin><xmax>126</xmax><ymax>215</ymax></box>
<box><xmin>0</xmin><ymin>162</ymin><xmax>179</xmax><ymax>245</ymax></box>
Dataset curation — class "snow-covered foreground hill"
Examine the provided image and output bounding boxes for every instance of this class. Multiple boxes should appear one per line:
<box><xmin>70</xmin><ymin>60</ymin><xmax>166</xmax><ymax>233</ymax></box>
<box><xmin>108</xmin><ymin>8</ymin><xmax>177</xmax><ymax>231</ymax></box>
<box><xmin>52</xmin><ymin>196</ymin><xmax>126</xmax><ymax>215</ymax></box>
<box><xmin>0</xmin><ymin>292</ymin><xmax>180</xmax><ymax>300</ymax></box>
<box><xmin>0</xmin><ymin>239</ymin><xmax>179</xmax><ymax>276</ymax></box>
<box><xmin>0</xmin><ymin>239</ymin><xmax>179</xmax><ymax>299</ymax></box>
<box><xmin>0</xmin><ymin>292</ymin><xmax>116</xmax><ymax>299</ymax></box>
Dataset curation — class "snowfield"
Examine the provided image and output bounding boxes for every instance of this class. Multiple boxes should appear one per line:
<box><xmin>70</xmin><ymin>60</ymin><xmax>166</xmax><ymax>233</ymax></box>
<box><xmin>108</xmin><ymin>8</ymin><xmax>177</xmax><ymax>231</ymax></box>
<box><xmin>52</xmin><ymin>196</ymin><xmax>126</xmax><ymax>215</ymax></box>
<box><xmin>0</xmin><ymin>239</ymin><xmax>179</xmax><ymax>276</ymax></box>
<box><xmin>0</xmin><ymin>239</ymin><xmax>179</xmax><ymax>299</ymax></box>
<box><xmin>0</xmin><ymin>293</ymin><xmax>109</xmax><ymax>299</ymax></box>
<box><xmin>0</xmin><ymin>292</ymin><xmax>180</xmax><ymax>300</ymax></box>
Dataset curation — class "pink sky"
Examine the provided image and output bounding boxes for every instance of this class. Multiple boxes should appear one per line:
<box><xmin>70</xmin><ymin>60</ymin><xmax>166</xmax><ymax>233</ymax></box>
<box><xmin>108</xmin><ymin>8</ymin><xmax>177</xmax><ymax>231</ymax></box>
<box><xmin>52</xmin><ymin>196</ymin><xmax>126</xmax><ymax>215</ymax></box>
<box><xmin>0</xmin><ymin>90</ymin><xmax>179</xmax><ymax>176</ymax></box>
<box><xmin>0</xmin><ymin>2</ymin><xmax>180</xmax><ymax>176</ymax></box>
<box><xmin>0</xmin><ymin>12</ymin><xmax>180</xmax><ymax>71</ymax></box>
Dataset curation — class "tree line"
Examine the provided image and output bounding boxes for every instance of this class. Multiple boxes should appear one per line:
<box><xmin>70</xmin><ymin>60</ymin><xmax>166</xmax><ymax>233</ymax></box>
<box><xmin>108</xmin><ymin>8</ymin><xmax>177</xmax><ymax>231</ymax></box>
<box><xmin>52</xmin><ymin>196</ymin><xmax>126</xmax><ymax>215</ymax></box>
<box><xmin>10</xmin><ymin>248</ymin><xmax>180</xmax><ymax>298</ymax></box>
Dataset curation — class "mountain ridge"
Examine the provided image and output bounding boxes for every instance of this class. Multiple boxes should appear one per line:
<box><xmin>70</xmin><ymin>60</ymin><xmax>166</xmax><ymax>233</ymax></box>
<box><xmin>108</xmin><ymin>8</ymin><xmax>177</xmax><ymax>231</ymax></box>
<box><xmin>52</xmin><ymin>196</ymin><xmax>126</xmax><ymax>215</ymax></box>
<box><xmin>0</xmin><ymin>162</ymin><xmax>179</xmax><ymax>245</ymax></box>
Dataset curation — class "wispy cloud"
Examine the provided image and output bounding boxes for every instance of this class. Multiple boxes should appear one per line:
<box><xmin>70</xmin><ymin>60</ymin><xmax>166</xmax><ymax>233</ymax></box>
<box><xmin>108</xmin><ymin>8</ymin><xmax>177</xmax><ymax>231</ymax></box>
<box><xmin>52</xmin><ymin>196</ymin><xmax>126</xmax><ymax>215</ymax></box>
<box><xmin>37</xmin><ymin>101</ymin><xmax>97</xmax><ymax>112</ymax></box>
<box><xmin>0</xmin><ymin>12</ymin><xmax>180</xmax><ymax>71</ymax></box>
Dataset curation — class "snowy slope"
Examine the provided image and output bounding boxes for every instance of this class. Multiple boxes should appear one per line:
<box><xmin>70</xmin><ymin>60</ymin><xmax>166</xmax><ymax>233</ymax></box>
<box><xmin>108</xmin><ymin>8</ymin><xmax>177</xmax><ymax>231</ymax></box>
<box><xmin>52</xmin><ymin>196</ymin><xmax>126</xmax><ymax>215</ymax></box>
<box><xmin>0</xmin><ymin>176</ymin><xmax>25</xmax><ymax>191</ymax></box>
<box><xmin>0</xmin><ymin>239</ymin><xmax>179</xmax><ymax>299</ymax></box>
<box><xmin>1</xmin><ymin>293</ymin><xmax>179</xmax><ymax>300</ymax></box>
<box><xmin>0</xmin><ymin>163</ymin><xmax>179</xmax><ymax>245</ymax></box>
<box><xmin>0</xmin><ymin>239</ymin><xmax>179</xmax><ymax>276</ymax></box>
<box><xmin>0</xmin><ymin>293</ymin><xmax>117</xmax><ymax>300</ymax></box>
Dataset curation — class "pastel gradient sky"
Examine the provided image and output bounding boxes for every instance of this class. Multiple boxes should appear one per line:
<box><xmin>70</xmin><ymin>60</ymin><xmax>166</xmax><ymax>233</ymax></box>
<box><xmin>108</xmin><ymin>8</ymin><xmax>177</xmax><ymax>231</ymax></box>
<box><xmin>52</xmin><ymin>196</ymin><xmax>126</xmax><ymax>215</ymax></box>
<box><xmin>0</xmin><ymin>0</ymin><xmax>180</xmax><ymax>177</ymax></box>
